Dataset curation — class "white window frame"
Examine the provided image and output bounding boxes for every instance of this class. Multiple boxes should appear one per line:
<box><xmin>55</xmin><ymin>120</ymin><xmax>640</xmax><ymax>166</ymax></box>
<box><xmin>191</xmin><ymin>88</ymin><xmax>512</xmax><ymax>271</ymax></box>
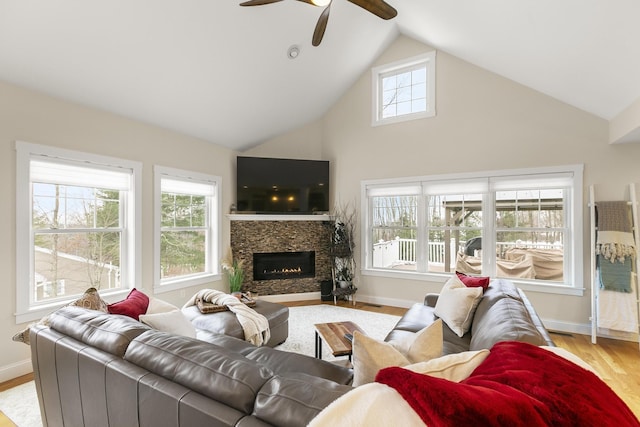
<box><xmin>372</xmin><ymin>51</ymin><xmax>436</xmax><ymax>126</ymax></box>
<box><xmin>15</xmin><ymin>141</ymin><xmax>142</xmax><ymax>323</ymax></box>
<box><xmin>361</xmin><ymin>165</ymin><xmax>584</xmax><ymax>296</ymax></box>
<box><xmin>154</xmin><ymin>165</ymin><xmax>221</xmax><ymax>293</ymax></box>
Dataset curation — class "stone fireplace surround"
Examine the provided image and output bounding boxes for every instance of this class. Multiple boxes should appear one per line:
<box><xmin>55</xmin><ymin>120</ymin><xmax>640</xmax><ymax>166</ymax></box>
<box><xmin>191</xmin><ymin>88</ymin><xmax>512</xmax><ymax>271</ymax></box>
<box><xmin>229</xmin><ymin>215</ymin><xmax>333</xmax><ymax>296</ymax></box>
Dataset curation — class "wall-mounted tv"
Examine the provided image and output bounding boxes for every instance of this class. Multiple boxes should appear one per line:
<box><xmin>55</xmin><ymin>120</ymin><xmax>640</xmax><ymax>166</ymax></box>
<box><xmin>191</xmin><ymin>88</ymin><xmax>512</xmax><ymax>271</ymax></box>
<box><xmin>236</xmin><ymin>156</ymin><xmax>330</xmax><ymax>214</ymax></box>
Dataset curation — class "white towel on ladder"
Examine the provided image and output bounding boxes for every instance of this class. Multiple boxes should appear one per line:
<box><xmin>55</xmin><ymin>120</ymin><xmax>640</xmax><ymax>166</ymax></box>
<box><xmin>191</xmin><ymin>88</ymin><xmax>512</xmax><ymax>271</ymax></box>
<box><xmin>597</xmin><ymin>271</ymin><xmax>639</xmax><ymax>333</ymax></box>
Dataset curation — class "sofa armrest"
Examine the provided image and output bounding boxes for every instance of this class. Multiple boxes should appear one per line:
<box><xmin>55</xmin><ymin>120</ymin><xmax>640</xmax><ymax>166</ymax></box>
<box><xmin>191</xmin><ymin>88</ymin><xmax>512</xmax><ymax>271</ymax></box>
<box><xmin>424</xmin><ymin>293</ymin><xmax>439</xmax><ymax>307</ymax></box>
<box><xmin>517</xmin><ymin>289</ymin><xmax>556</xmax><ymax>347</ymax></box>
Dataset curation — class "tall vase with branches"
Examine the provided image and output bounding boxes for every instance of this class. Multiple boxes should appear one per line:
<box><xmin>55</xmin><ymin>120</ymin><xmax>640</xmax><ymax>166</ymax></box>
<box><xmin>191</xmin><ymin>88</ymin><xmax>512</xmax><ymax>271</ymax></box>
<box><xmin>331</xmin><ymin>202</ymin><xmax>356</xmax><ymax>288</ymax></box>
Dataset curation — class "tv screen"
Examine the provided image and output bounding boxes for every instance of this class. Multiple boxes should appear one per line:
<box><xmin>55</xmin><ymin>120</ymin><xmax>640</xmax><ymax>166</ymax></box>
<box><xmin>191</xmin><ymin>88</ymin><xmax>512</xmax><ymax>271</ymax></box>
<box><xmin>236</xmin><ymin>156</ymin><xmax>330</xmax><ymax>214</ymax></box>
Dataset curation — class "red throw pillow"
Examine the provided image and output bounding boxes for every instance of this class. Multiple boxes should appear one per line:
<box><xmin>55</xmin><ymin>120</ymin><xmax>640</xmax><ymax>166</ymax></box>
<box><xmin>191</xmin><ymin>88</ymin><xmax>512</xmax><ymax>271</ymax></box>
<box><xmin>456</xmin><ymin>271</ymin><xmax>490</xmax><ymax>290</ymax></box>
<box><xmin>107</xmin><ymin>288</ymin><xmax>150</xmax><ymax>320</ymax></box>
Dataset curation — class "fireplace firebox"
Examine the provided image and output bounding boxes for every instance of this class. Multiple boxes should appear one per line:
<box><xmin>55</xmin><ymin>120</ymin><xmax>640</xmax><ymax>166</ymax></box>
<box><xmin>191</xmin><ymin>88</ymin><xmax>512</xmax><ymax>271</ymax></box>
<box><xmin>253</xmin><ymin>251</ymin><xmax>315</xmax><ymax>281</ymax></box>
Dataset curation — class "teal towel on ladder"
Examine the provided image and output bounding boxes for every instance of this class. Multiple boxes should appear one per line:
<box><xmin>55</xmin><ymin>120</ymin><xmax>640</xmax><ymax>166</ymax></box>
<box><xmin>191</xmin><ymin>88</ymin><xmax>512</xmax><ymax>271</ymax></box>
<box><xmin>598</xmin><ymin>254</ymin><xmax>632</xmax><ymax>293</ymax></box>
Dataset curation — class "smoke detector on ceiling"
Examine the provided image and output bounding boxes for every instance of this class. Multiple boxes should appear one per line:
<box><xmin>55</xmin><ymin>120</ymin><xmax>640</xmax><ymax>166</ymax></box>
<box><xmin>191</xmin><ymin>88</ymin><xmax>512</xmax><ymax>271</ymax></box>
<box><xmin>287</xmin><ymin>45</ymin><xmax>300</xmax><ymax>59</ymax></box>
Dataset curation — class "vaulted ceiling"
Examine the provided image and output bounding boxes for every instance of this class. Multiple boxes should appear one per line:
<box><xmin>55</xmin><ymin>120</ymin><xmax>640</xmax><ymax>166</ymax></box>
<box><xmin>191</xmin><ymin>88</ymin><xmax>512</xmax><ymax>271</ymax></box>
<box><xmin>1</xmin><ymin>0</ymin><xmax>639</xmax><ymax>150</ymax></box>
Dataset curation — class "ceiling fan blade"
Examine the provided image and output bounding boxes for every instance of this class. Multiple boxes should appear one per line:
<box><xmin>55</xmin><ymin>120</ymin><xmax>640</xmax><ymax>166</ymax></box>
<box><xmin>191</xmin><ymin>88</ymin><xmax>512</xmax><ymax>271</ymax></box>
<box><xmin>239</xmin><ymin>0</ymin><xmax>284</xmax><ymax>6</ymax></box>
<box><xmin>312</xmin><ymin>5</ymin><xmax>331</xmax><ymax>46</ymax></box>
<box><xmin>295</xmin><ymin>0</ymin><xmax>317</xmax><ymax>5</ymax></box>
<box><xmin>347</xmin><ymin>0</ymin><xmax>397</xmax><ymax>20</ymax></box>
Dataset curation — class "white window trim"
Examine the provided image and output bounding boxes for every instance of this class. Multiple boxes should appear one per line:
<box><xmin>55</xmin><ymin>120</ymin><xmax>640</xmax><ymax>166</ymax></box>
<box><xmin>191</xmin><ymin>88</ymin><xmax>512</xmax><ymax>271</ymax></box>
<box><xmin>361</xmin><ymin>164</ymin><xmax>584</xmax><ymax>296</ymax></box>
<box><xmin>371</xmin><ymin>51</ymin><xmax>436</xmax><ymax>127</ymax></box>
<box><xmin>15</xmin><ymin>141</ymin><xmax>142</xmax><ymax>324</ymax></box>
<box><xmin>153</xmin><ymin>165</ymin><xmax>222</xmax><ymax>293</ymax></box>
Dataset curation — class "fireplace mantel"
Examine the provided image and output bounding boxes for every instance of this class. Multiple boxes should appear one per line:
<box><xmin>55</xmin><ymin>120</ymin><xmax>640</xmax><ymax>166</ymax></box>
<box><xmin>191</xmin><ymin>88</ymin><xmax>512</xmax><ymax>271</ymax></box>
<box><xmin>228</xmin><ymin>214</ymin><xmax>332</xmax><ymax>221</ymax></box>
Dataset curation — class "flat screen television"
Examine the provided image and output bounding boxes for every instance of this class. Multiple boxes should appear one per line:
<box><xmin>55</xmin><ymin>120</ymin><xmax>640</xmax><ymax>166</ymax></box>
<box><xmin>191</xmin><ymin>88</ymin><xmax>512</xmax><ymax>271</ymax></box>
<box><xmin>236</xmin><ymin>156</ymin><xmax>330</xmax><ymax>214</ymax></box>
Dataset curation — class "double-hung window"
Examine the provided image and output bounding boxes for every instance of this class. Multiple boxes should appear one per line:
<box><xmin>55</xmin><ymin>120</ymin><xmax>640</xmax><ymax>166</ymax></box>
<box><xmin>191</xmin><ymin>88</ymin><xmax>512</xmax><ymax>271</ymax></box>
<box><xmin>362</xmin><ymin>165</ymin><xmax>583</xmax><ymax>295</ymax></box>
<box><xmin>154</xmin><ymin>166</ymin><xmax>221</xmax><ymax>292</ymax></box>
<box><xmin>16</xmin><ymin>142</ymin><xmax>141</xmax><ymax>322</ymax></box>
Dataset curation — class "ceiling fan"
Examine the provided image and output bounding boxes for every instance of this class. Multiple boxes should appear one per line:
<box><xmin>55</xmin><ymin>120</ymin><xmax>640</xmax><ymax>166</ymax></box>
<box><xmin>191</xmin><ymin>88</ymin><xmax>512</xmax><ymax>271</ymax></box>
<box><xmin>239</xmin><ymin>0</ymin><xmax>397</xmax><ymax>46</ymax></box>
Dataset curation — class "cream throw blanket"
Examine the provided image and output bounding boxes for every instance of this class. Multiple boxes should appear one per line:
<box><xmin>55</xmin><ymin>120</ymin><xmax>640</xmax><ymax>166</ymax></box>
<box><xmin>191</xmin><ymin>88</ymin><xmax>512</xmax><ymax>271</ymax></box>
<box><xmin>183</xmin><ymin>289</ymin><xmax>270</xmax><ymax>346</ymax></box>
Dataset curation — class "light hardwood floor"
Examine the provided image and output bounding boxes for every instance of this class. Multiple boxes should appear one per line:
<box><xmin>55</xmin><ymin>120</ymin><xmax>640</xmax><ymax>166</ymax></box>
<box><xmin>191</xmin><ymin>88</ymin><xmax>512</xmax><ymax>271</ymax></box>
<box><xmin>1</xmin><ymin>300</ymin><xmax>638</xmax><ymax>425</ymax></box>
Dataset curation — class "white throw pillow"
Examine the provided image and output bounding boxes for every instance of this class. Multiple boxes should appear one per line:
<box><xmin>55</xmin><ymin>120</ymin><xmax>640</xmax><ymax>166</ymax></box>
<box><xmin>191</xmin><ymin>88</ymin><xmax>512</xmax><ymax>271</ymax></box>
<box><xmin>352</xmin><ymin>319</ymin><xmax>443</xmax><ymax>387</ymax></box>
<box><xmin>139</xmin><ymin>309</ymin><xmax>197</xmax><ymax>338</ymax></box>
<box><xmin>434</xmin><ymin>275</ymin><xmax>483</xmax><ymax>337</ymax></box>
<box><xmin>146</xmin><ymin>296</ymin><xmax>180</xmax><ymax>314</ymax></box>
<box><xmin>405</xmin><ymin>349</ymin><xmax>490</xmax><ymax>382</ymax></box>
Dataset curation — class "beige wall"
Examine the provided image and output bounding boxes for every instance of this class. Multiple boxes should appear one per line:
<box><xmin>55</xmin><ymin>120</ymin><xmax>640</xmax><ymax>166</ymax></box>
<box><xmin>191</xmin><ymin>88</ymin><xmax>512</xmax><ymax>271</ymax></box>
<box><xmin>243</xmin><ymin>120</ymin><xmax>324</xmax><ymax>160</ymax></box>
<box><xmin>262</xmin><ymin>36</ymin><xmax>640</xmax><ymax>337</ymax></box>
<box><xmin>610</xmin><ymin>95</ymin><xmax>640</xmax><ymax>144</ymax></box>
<box><xmin>0</xmin><ymin>81</ymin><xmax>236</xmax><ymax>381</ymax></box>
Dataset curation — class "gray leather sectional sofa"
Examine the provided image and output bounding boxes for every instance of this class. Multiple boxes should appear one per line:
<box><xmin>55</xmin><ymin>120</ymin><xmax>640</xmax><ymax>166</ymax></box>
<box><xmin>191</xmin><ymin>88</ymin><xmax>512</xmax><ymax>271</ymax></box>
<box><xmin>30</xmin><ymin>279</ymin><xmax>553</xmax><ymax>426</ymax></box>
<box><xmin>30</xmin><ymin>306</ymin><xmax>352</xmax><ymax>427</ymax></box>
<box><xmin>385</xmin><ymin>278</ymin><xmax>555</xmax><ymax>354</ymax></box>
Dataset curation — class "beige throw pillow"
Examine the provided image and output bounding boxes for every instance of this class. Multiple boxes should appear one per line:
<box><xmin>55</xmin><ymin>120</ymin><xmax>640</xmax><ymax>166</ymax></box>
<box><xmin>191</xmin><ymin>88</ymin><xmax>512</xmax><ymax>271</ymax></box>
<box><xmin>146</xmin><ymin>296</ymin><xmax>180</xmax><ymax>314</ymax></box>
<box><xmin>434</xmin><ymin>275</ymin><xmax>483</xmax><ymax>337</ymax></box>
<box><xmin>352</xmin><ymin>319</ymin><xmax>443</xmax><ymax>386</ymax></box>
<box><xmin>12</xmin><ymin>287</ymin><xmax>108</xmax><ymax>345</ymax></box>
<box><xmin>405</xmin><ymin>349</ymin><xmax>490</xmax><ymax>382</ymax></box>
<box><xmin>139</xmin><ymin>310</ymin><xmax>197</xmax><ymax>338</ymax></box>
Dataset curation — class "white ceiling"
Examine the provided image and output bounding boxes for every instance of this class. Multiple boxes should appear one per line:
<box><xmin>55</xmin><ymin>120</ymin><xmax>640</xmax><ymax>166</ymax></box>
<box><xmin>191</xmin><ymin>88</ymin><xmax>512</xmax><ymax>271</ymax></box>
<box><xmin>1</xmin><ymin>0</ymin><xmax>639</xmax><ymax>150</ymax></box>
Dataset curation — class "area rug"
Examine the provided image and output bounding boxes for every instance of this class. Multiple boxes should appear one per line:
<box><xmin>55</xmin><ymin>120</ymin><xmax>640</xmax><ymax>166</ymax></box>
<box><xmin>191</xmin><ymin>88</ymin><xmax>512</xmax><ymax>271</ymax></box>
<box><xmin>276</xmin><ymin>304</ymin><xmax>401</xmax><ymax>360</ymax></box>
<box><xmin>0</xmin><ymin>380</ymin><xmax>40</xmax><ymax>427</ymax></box>
<box><xmin>0</xmin><ymin>305</ymin><xmax>400</xmax><ymax>427</ymax></box>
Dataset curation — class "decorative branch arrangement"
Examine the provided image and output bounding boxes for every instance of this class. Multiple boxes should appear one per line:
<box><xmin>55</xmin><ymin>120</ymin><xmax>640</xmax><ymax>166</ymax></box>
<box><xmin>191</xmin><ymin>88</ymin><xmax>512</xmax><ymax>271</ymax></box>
<box><xmin>331</xmin><ymin>201</ymin><xmax>357</xmax><ymax>287</ymax></box>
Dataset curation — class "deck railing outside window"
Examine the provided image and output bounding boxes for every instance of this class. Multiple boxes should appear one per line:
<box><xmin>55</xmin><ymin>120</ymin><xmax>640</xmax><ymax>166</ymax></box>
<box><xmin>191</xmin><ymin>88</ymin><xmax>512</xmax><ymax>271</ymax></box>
<box><xmin>372</xmin><ymin>238</ymin><xmax>563</xmax><ymax>269</ymax></box>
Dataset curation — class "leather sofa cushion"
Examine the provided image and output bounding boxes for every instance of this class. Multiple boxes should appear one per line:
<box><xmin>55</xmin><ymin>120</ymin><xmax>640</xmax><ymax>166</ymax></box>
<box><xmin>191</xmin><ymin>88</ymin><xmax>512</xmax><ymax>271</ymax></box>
<box><xmin>384</xmin><ymin>303</ymin><xmax>471</xmax><ymax>355</ymax></box>
<box><xmin>472</xmin><ymin>279</ymin><xmax>522</xmax><ymax>318</ymax></box>
<box><xmin>470</xmin><ymin>281</ymin><xmax>546</xmax><ymax>351</ymax></box>
<box><xmin>253</xmin><ymin>373</ymin><xmax>352</xmax><ymax>427</ymax></box>
<box><xmin>48</xmin><ymin>306</ymin><xmax>150</xmax><ymax>357</ymax></box>
<box><xmin>196</xmin><ymin>330</ymin><xmax>353</xmax><ymax>384</ymax></box>
<box><xmin>124</xmin><ymin>330</ymin><xmax>273</xmax><ymax>414</ymax></box>
<box><xmin>182</xmin><ymin>300</ymin><xmax>289</xmax><ymax>346</ymax></box>
<box><xmin>245</xmin><ymin>347</ymin><xmax>354</xmax><ymax>385</ymax></box>
<box><xmin>196</xmin><ymin>330</ymin><xmax>258</xmax><ymax>356</ymax></box>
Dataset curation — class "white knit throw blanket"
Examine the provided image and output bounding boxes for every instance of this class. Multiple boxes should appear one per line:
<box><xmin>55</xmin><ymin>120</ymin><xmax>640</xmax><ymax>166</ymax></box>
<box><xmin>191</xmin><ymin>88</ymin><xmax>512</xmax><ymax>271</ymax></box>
<box><xmin>183</xmin><ymin>289</ymin><xmax>271</xmax><ymax>347</ymax></box>
<box><xmin>596</xmin><ymin>201</ymin><xmax>636</xmax><ymax>263</ymax></box>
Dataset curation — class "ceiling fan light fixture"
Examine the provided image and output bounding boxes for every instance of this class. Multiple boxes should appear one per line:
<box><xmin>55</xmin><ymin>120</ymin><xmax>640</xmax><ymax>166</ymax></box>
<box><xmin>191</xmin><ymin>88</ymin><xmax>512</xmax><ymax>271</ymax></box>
<box><xmin>240</xmin><ymin>0</ymin><xmax>397</xmax><ymax>46</ymax></box>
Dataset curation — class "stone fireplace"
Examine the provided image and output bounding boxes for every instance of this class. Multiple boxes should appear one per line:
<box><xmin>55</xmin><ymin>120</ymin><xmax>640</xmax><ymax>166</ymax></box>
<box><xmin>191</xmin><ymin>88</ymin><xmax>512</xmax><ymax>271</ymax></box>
<box><xmin>230</xmin><ymin>216</ymin><xmax>333</xmax><ymax>296</ymax></box>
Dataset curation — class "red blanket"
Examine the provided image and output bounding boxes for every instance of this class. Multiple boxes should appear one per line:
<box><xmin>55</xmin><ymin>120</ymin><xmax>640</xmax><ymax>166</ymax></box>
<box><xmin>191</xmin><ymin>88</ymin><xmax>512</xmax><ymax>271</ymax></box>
<box><xmin>376</xmin><ymin>341</ymin><xmax>639</xmax><ymax>427</ymax></box>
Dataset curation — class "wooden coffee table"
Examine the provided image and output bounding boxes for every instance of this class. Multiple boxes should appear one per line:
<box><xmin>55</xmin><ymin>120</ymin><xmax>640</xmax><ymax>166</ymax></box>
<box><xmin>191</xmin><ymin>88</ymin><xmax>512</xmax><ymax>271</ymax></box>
<box><xmin>314</xmin><ymin>321</ymin><xmax>365</xmax><ymax>361</ymax></box>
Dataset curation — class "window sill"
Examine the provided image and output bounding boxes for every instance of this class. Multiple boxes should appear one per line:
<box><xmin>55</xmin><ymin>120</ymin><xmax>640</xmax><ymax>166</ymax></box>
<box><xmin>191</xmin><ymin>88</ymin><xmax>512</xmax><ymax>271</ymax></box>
<box><xmin>154</xmin><ymin>273</ymin><xmax>222</xmax><ymax>294</ymax></box>
<box><xmin>361</xmin><ymin>268</ymin><xmax>584</xmax><ymax>296</ymax></box>
<box><xmin>15</xmin><ymin>288</ymin><xmax>132</xmax><ymax>324</ymax></box>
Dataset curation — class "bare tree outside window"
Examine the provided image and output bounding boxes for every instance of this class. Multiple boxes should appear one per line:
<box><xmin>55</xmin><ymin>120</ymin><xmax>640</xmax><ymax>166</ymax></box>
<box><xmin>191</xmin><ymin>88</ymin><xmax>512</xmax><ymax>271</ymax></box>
<box><xmin>32</xmin><ymin>184</ymin><xmax>122</xmax><ymax>301</ymax></box>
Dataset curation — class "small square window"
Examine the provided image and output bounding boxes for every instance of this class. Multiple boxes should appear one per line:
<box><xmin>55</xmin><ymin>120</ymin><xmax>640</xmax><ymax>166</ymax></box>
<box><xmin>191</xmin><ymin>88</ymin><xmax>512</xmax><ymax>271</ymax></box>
<box><xmin>372</xmin><ymin>51</ymin><xmax>436</xmax><ymax>126</ymax></box>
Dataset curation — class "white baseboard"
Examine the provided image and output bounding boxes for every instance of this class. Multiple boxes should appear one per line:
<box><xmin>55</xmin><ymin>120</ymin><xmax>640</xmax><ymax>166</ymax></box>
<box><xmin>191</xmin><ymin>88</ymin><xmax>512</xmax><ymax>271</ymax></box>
<box><xmin>355</xmin><ymin>294</ymin><xmax>416</xmax><ymax>309</ymax></box>
<box><xmin>0</xmin><ymin>358</ymin><xmax>33</xmax><ymax>384</ymax></box>
<box><xmin>543</xmin><ymin>319</ymin><xmax>592</xmax><ymax>336</ymax></box>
